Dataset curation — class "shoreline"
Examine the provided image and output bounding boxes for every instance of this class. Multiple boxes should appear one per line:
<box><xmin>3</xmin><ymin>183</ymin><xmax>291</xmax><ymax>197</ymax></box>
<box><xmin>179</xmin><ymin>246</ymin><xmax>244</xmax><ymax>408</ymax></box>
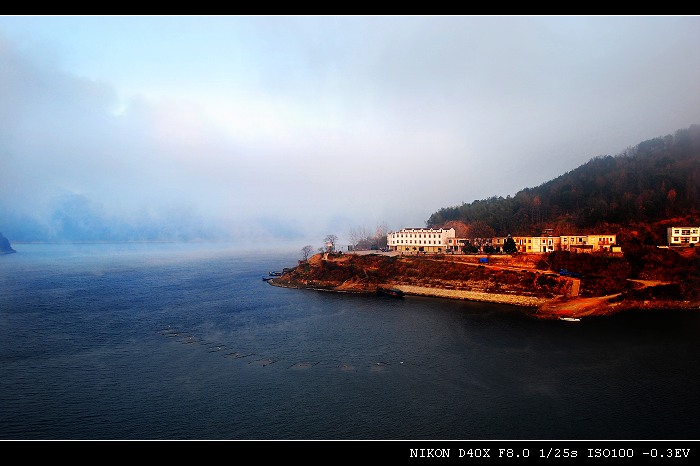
<box><xmin>268</xmin><ymin>280</ymin><xmax>547</xmax><ymax>306</ymax></box>
<box><xmin>268</xmin><ymin>280</ymin><xmax>700</xmax><ymax>321</ymax></box>
<box><xmin>269</xmin><ymin>280</ymin><xmax>552</xmax><ymax>317</ymax></box>
<box><xmin>387</xmin><ymin>284</ymin><xmax>548</xmax><ymax>307</ymax></box>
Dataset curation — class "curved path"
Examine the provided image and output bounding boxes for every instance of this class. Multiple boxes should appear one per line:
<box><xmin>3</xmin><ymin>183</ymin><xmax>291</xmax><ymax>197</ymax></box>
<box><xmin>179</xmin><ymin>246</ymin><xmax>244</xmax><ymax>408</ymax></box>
<box><xmin>535</xmin><ymin>294</ymin><xmax>623</xmax><ymax>320</ymax></box>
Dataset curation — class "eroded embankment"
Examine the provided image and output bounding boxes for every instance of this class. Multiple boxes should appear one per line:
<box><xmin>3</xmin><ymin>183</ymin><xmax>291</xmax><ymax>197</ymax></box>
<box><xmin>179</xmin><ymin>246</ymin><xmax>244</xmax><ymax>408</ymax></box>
<box><xmin>383</xmin><ymin>284</ymin><xmax>548</xmax><ymax>307</ymax></box>
<box><xmin>268</xmin><ymin>252</ymin><xmax>699</xmax><ymax>320</ymax></box>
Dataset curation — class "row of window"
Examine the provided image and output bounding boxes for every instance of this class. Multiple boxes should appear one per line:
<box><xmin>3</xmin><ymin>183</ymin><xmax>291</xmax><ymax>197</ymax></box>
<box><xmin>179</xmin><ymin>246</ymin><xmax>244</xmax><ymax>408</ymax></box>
<box><xmin>394</xmin><ymin>240</ymin><xmax>440</xmax><ymax>245</ymax></box>
<box><xmin>498</xmin><ymin>237</ymin><xmax>614</xmax><ymax>245</ymax></box>
<box><xmin>673</xmin><ymin>229</ymin><xmax>699</xmax><ymax>235</ymax></box>
<box><xmin>672</xmin><ymin>237</ymin><xmax>699</xmax><ymax>243</ymax></box>
<box><xmin>390</xmin><ymin>234</ymin><xmax>616</xmax><ymax>247</ymax></box>
<box><xmin>393</xmin><ymin>238</ymin><xmax>613</xmax><ymax>247</ymax></box>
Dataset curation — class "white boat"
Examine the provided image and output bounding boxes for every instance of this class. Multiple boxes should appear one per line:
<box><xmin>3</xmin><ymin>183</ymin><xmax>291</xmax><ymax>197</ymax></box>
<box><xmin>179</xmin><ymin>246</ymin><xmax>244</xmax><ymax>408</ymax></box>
<box><xmin>559</xmin><ymin>317</ymin><xmax>581</xmax><ymax>322</ymax></box>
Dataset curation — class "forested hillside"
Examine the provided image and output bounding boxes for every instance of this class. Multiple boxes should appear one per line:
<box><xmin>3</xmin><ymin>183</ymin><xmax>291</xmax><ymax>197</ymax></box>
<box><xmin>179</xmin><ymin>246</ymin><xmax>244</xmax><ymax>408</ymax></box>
<box><xmin>426</xmin><ymin>124</ymin><xmax>700</xmax><ymax>243</ymax></box>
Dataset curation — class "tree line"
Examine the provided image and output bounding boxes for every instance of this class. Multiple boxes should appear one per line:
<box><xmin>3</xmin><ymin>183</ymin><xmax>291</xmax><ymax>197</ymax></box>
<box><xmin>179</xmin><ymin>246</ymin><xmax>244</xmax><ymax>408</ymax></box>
<box><xmin>299</xmin><ymin>226</ymin><xmax>391</xmax><ymax>262</ymax></box>
<box><xmin>426</xmin><ymin>124</ymin><xmax>700</xmax><ymax>243</ymax></box>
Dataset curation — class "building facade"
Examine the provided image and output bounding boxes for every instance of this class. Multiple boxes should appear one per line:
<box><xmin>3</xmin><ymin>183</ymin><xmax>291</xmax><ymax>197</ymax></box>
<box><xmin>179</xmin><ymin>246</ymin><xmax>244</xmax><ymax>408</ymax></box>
<box><xmin>387</xmin><ymin>228</ymin><xmax>456</xmax><ymax>253</ymax></box>
<box><xmin>511</xmin><ymin>236</ymin><xmax>531</xmax><ymax>253</ymax></box>
<box><xmin>667</xmin><ymin>227</ymin><xmax>700</xmax><ymax>246</ymax></box>
<box><xmin>560</xmin><ymin>235</ymin><xmax>589</xmax><ymax>252</ymax></box>
<box><xmin>387</xmin><ymin>222</ymin><xmax>622</xmax><ymax>254</ymax></box>
<box><xmin>390</xmin><ymin>230</ymin><xmax>618</xmax><ymax>254</ymax></box>
<box><xmin>530</xmin><ymin>235</ymin><xmax>561</xmax><ymax>253</ymax></box>
<box><xmin>586</xmin><ymin>235</ymin><xmax>617</xmax><ymax>252</ymax></box>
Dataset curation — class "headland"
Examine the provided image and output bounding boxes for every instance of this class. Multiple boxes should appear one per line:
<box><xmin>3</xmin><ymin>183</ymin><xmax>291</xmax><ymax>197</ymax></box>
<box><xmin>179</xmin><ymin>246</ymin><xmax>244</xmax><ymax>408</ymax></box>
<box><xmin>268</xmin><ymin>250</ymin><xmax>699</xmax><ymax>320</ymax></box>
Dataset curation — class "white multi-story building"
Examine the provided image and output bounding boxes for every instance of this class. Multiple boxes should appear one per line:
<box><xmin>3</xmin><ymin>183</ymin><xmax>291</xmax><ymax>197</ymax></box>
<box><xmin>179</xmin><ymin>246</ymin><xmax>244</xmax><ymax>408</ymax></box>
<box><xmin>667</xmin><ymin>227</ymin><xmax>700</xmax><ymax>246</ymax></box>
<box><xmin>387</xmin><ymin>228</ymin><xmax>456</xmax><ymax>253</ymax></box>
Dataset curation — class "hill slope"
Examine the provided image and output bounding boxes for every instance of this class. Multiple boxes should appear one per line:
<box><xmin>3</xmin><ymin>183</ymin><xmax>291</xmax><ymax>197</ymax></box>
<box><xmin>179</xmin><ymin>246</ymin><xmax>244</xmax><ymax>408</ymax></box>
<box><xmin>0</xmin><ymin>232</ymin><xmax>16</xmax><ymax>255</ymax></box>
<box><xmin>426</xmin><ymin>124</ymin><xmax>700</xmax><ymax>241</ymax></box>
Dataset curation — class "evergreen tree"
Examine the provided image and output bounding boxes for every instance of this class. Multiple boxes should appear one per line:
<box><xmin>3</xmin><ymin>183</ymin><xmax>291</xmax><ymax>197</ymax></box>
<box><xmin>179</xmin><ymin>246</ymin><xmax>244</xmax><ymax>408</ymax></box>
<box><xmin>504</xmin><ymin>236</ymin><xmax>517</xmax><ymax>254</ymax></box>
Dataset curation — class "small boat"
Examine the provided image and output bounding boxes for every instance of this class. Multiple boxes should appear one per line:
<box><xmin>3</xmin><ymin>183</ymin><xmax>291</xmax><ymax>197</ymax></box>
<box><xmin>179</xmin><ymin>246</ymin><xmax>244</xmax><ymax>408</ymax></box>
<box><xmin>269</xmin><ymin>271</ymin><xmax>283</xmax><ymax>276</ymax></box>
<box><xmin>377</xmin><ymin>287</ymin><xmax>404</xmax><ymax>298</ymax></box>
<box><xmin>559</xmin><ymin>317</ymin><xmax>581</xmax><ymax>322</ymax></box>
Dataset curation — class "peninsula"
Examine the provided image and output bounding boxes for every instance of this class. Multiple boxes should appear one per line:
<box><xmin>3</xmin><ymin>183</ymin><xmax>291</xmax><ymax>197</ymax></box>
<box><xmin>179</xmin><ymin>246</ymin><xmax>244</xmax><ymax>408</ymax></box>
<box><xmin>268</xmin><ymin>248</ymin><xmax>699</xmax><ymax>320</ymax></box>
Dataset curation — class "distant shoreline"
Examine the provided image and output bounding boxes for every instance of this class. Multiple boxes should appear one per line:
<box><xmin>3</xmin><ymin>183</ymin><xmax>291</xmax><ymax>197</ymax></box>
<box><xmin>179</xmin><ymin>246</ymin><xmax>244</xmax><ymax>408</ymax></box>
<box><xmin>0</xmin><ymin>232</ymin><xmax>16</xmax><ymax>255</ymax></box>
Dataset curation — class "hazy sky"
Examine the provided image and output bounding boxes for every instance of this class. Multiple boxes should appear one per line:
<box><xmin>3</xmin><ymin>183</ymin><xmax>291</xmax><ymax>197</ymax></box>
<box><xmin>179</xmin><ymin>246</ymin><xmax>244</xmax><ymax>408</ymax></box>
<box><xmin>1</xmin><ymin>15</ymin><xmax>699</xmax><ymax>245</ymax></box>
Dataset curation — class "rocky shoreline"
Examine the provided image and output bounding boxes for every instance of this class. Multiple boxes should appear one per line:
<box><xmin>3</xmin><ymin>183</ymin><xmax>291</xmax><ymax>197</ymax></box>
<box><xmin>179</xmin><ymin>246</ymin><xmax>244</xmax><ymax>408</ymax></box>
<box><xmin>381</xmin><ymin>284</ymin><xmax>548</xmax><ymax>307</ymax></box>
<box><xmin>268</xmin><ymin>280</ymin><xmax>547</xmax><ymax>306</ymax></box>
<box><xmin>267</xmin><ymin>251</ymin><xmax>699</xmax><ymax>321</ymax></box>
<box><xmin>269</xmin><ymin>278</ymin><xmax>699</xmax><ymax>321</ymax></box>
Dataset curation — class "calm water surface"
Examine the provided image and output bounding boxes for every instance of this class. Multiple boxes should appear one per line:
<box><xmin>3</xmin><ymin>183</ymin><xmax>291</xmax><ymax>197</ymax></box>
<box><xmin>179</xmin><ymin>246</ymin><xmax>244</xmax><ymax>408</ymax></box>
<box><xmin>1</xmin><ymin>243</ymin><xmax>700</xmax><ymax>440</ymax></box>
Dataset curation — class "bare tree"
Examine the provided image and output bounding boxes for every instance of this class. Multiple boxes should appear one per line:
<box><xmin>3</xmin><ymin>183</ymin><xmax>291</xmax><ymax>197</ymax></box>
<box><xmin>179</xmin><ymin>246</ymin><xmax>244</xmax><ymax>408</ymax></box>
<box><xmin>348</xmin><ymin>223</ymin><xmax>390</xmax><ymax>250</ymax></box>
<box><xmin>347</xmin><ymin>227</ymin><xmax>360</xmax><ymax>251</ymax></box>
<box><xmin>301</xmin><ymin>245</ymin><xmax>314</xmax><ymax>261</ymax></box>
<box><xmin>347</xmin><ymin>226</ymin><xmax>369</xmax><ymax>250</ymax></box>
<box><xmin>374</xmin><ymin>222</ymin><xmax>389</xmax><ymax>249</ymax></box>
<box><xmin>324</xmin><ymin>234</ymin><xmax>338</xmax><ymax>252</ymax></box>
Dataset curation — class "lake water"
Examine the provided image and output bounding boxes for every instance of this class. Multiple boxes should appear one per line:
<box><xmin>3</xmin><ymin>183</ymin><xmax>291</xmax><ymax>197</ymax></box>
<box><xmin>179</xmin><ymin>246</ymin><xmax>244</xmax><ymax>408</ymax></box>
<box><xmin>2</xmin><ymin>242</ymin><xmax>700</xmax><ymax>443</ymax></box>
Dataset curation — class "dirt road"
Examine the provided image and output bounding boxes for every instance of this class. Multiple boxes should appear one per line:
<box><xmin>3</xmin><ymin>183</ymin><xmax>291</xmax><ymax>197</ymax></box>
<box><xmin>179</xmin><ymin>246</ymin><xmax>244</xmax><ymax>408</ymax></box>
<box><xmin>535</xmin><ymin>294</ymin><xmax>623</xmax><ymax>320</ymax></box>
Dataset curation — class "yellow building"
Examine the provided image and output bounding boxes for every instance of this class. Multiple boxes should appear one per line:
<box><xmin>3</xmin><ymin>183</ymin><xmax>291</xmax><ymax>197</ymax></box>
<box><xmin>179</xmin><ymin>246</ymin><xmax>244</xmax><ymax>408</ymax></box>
<box><xmin>586</xmin><ymin>234</ymin><xmax>617</xmax><ymax>252</ymax></box>
<box><xmin>495</xmin><ymin>233</ymin><xmax>616</xmax><ymax>253</ymax></box>
<box><xmin>561</xmin><ymin>235</ymin><xmax>588</xmax><ymax>251</ymax></box>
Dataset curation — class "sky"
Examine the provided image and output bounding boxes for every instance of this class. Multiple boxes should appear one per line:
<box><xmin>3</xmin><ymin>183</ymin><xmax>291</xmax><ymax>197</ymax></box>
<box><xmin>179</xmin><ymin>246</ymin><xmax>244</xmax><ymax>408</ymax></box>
<box><xmin>1</xmin><ymin>15</ymin><xmax>700</xmax><ymax>247</ymax></box>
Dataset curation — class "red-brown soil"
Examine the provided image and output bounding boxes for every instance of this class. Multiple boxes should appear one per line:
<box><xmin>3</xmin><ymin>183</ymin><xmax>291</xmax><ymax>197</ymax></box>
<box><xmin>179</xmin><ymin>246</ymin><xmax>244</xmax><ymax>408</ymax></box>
<box><xmin>270</xmin><ymin>251</ymin><xmax>700</xmax><ymax>321</ymax></box>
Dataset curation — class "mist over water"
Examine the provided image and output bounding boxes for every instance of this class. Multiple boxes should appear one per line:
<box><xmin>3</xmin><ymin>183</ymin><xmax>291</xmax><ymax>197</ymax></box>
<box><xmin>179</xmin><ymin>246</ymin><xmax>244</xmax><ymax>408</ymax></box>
<box><xmin>1</xmin><ymin>243</ymin><xmax>700</xmax><ymax>440</ymax></box>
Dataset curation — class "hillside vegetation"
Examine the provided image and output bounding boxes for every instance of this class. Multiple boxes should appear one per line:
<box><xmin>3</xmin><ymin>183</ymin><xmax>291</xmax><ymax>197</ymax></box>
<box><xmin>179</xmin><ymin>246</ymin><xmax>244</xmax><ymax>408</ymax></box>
<box><xmin>426</xmin><ymin>124</ymin><xmax>700</xmax><ymax>244</ymax></box>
